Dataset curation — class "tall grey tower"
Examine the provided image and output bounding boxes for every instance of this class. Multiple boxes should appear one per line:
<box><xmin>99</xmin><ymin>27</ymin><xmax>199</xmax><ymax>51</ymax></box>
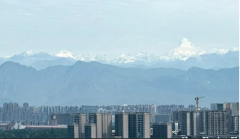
<box><xmin>128</xmin><ymin>112</ymin><xmax>150</xmax><ymax>138</ymax></box>
<box><xmin>172</xmin><ymin>110</ymin><xmax>197</xmax><ymax>136</ymax></box>
<box><xmin>89</xmin><ymin>113</ymin><xmax>102</xmax><ymax>138</ymax></box>
<box><xmin>68</xmin><ymin>123</ymin><xmax>79</xmax><ymax>138</ymax></box>
<box><xmin>89</xmin><ymin>113</ymin><xmax>112</xmax><ymax>138</ymax></box>
<box><xmin>115</xmin><ymin>112</ymin><xmax>129</xmax><ymax>138</ymax></box>
<box><xmin>74</xmin><ymin>113</ymin><xmax>87</xmax><ymax>138</ymax></box>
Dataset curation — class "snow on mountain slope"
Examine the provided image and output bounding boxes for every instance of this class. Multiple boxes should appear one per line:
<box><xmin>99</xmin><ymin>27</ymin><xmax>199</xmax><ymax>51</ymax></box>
<box><xmin>18</xmin><ymin>50</ymin><xmax>35</xmax><ymax>57</ymax></box>
<box><xmin>56</xmin><ymin>52</ymin><xmax>113</xmax><ymax>63</ymax></box>
<box><xmin>168</xmin><ymin>38</ymin><xmax>206</xmax><ymax>61</ymax></box>
<box><xmin>55</xmin><ymin>50</ymin><xmax>76</xmax><ymax>59</ymax></box>
<box><xmin>54</xmin><ymin>38</ymin><xmax>228</xmax><ymax>63</ymax></box>
<box><xmin>113</xmin><ymin>53</ymin><xmax>166</xmax><ymax>64</ymax></box>
<box><xmin>5</xmin><ymin>38</ymin><xmax>239</xmax><ymax>69</ymax></box>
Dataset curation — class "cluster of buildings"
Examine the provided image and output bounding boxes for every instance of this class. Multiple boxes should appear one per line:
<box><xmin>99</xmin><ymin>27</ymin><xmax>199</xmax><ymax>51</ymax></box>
<box><xmin>68</xmin><ymin>112</ymin><xmax>151</xmax><ymax>138</ymax></box>
<box><xmin>0</xmin><ymin>102</ymin><xmax>238</xmax><ymax>138</ymax></box>
<box><xmin>172</xmin><ymin>102</ymin><xmax>239</xmax><ymax>138</ymax></box>
<box><xmin>0</xmin><ymin>103</ymin><xmax>192</xmax><ymax>124</ymax></box>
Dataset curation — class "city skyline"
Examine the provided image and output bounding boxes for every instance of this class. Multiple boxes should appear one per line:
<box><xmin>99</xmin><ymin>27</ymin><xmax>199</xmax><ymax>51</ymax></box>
<box><xmin>0</xmin><ymin>0</ymin><xmax>238</xmax><ymax>138</ymax></box>
<box><xmin>0</xmin><ymin>101</ymin><xmax>238</xmax><ymax>138</ymax></box>
<box><xmin>0</xmin><ymin>1</ymin><xmax>238</xmax><ymax>107</ymax></box>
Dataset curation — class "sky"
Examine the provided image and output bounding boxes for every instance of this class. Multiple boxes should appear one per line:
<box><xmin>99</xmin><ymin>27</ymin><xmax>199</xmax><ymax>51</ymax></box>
<box><xmin>0</xmin><ymin>0</ymin><xmax>239</xmax><ymax>57</ymax></box>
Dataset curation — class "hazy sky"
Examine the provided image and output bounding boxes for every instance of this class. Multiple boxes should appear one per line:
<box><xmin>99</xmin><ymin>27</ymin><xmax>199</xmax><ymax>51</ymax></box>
<box><xmin>0</xmin><ymin>0</ymin><xmax>238</xmax><ymax>57</ymax></box>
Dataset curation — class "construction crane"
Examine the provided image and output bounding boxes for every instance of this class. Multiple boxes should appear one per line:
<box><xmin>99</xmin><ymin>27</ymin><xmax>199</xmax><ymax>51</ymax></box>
<box><xmin>195</xmin><ymin>96</ymin><xmax>205</xmax><ymax>112</ymax></box>
<box><xmin>195</xmin><ymin>96</ymin><xmax>205</xmax><ymax>136</ymax></box>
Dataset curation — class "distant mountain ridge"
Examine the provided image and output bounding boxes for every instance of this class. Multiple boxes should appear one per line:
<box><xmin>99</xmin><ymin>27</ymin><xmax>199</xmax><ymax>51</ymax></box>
<box><xmin>0</xmin><ymin>38</ymin><xmax>238</xmax><ymax>70</ymax></box>
<box><xmin>0</xmin><ymin>61</ymin><xmax>238</xmax><ymax>106</ymax></box>
<box><xmin>0</xmin><ymin>50</ymin><xmax>238</xmax><ymax>70</ymax></box>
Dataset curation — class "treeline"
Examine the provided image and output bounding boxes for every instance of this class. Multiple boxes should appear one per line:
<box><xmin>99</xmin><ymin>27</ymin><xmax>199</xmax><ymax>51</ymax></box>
<box><xmin>0</xmin><ymin>128</ymin><xmax>68</xmax><ymax>138</ymax></box>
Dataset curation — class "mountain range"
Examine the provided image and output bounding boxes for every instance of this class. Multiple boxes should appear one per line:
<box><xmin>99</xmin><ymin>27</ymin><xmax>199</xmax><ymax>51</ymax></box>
<box><xmin>0</xmin><ymin>50</ymin><xmax>238</xmax><ymax>71</ymax></box>
<box><xmin>0</xmin><ymin>38</ymin><xmax>238</xmax><ymax>106</ymax></box>
<box><xmin>0</xmin><ymin>61</ymin><xmax>238</xmax><ymax>106</ymax></box>
<box><xmin>0</xmin><ymin>39</ymin><xmax>238</xmax><ymax>70</ymax></box>
<box><xmin>0</xmin><ymin>51</ymin><xmax>238</xmax><ymax>71</ymax></box>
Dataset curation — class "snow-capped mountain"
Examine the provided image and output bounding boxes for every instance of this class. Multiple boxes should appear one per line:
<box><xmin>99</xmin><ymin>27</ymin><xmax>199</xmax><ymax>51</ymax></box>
<box><xmin>7</xmin><ymin>51</ymin><xmax>59</xmax><ymax>68</ymax></box>
<box><xmin>54</xmin><ymin>38</ymin><xmax>236</xmax><ymax>63</ymax></box>
<box><xmin>113</xmin><ymin>53</ymin><xmax>160</xmax><ymax>64</ymax></box>
<box><xmin>1</xmin><ymin>38</ymin><xmax>238</xmax><ymax>70</ymax></box>
<box><xmin>54</xmin><ymin>51</ymin><xmax>164</xmax><ymax>64</ymax></box>
<box><xmin>55</xmin><ymin>50</ymin><xmax>76</xmax><ymax>59</ymax></box>
<box><xmin>55</xmin><ymin>51</ymin><xmax>113</xmax><ymax>63</ymax></box>
<box><xmin>20</xmin><ymin>50</ymin><xmax>35</xmax><ymax>57</ymax></box>
<box><xmin>168</xmin><ymin>38</ymin><xmax>206</xmax><ymax>61</ymax></box>
<box><xmin>210</xmin><ymin>48</ymin><xmax>236</xmax><ymax>55</ymax></box>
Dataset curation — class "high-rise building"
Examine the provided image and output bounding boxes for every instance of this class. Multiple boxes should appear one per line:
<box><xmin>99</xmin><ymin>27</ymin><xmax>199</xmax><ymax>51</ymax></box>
<box><xmin>50</xmin><ymin>114</ymin><xmax>57</xmax><ymax>125</ymax></box>
<box><xmin>128</xmin><ymin>112</ymin><xmax>150</xmax><ymax>138</ymax></box>
<box><xmin>50</xmin><ymin>113</ymin><xmax>73</xmax><ymax>125</ymax></box>
<box><xmin>198</xmin><ymin>110</ymin><xmax>228</xmax><ymax>136</ymax></box>
<box><xmin>74</xmin><ymin>114</ymin><xmax>87</xmax><ymax>138</ymax></box>
<box><xmin>207</xmin><ymin>111</ymin><xmax>227</xmax><ymax>135</ymax></box>
<box><xmin>68</xmin><ymin>123</ymin><xmax>79</xmax><ymax>138</ymax></box>
<box><xmin>171</xmin><ymin>111</ymin><xmax>179</xmax><ymax>122</ymax></box>
<box><xmin>231</xmin><ymin>116</ymin><xmax>239</xmax><ymax>132</ymax></box>
<box><xmin>188</xmin><ymin>105</ymin><xmax>196</xmax><ymax>111</ymax></box>
<box><xmin>85</xmin><ymin>124</ymin><xmax>96</xmax><ymax>138</ymax></box>
<box><xmin>155</xmin><ymin>114</ymin><xmax>170</xmax><ymax>123</ymax></box>
<box><xmin>190</xmin><ymin>111</ymin><xmax>197</xmax><ymax>136</ymax></box>
<box><xmin>199</xmin><ymin>110</ymin><xmax>208</xmax><ymax>135</ymax></box>
<box><xmin>115</xmin><ymin>112</ymin><xmax>129</xmax><ymax>138</ymax></box>
<box><xmin>82</xmin><ymin>106</ymin><xmax>98</xmax><ymax>120</ymax></box>
<box><xmin>150</xmin><ymin>105</ymin><xmax>156</xmax><ymax>114</ymax></box>
<box><xmin>172</xmin><ymin>111</ymin><xmax>196</xmax><ymax>136</ymax></box>
<box><xmin>152</xmin><ymin>123</ymin><xmax>172</xmax><ymax>138</ymax></box>
<box><xmin>210</xmin><ymin>102</ymin><xmax>239</xmax><ymax>134</ymax></box>
<box><xmin>223</xmin><ymin>102</ymin><xmax>239</xmax><ymax>133</ymax></box>
<box><xmin>23</xmin><ymin>102</ymin><xmax>29</xmax><ymax>108</ymax></box>
<box><xmin>223</xmin><ymin>102</ymin><xmax>239</xmax><ymax>116</ymax></box>
<box><xmin>89</xmin><ymin>113</ymin><xmax>102</xmax><ymax>138</ymax></box>
<box><xmin>89</xmin><ymin>113</ymin><xmax>112</xmax><ymax>138</ymax></box>
<box><xmin>211</xmin><ymin>103</ymin><xmax>224</xmax><ymax>111</ymax></box>
<box><xmin>172</xmin><ymin>122</ymin><xmax>180</xmax><ymax>134</ymax></box>
<box><xmin>102</xmin><ymin>113</ymin><xmax>112</xmax><ymax>138</ymax></box>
